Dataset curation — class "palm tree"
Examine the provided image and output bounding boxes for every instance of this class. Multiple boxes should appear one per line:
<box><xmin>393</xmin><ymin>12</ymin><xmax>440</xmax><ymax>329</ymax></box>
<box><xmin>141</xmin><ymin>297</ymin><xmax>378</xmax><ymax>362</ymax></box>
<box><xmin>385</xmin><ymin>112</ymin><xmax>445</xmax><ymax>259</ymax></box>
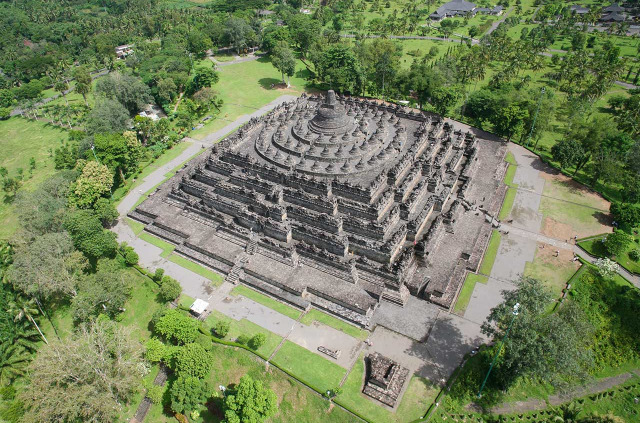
<box><xmin>8</xmin><ymin>295</ymin><xmax>48</xmax><ymax>344</ymax></box>
<box><xmin>0</xmin><ymin>344</ymin><xmax>31</xmax><ymax>384</ymax></box>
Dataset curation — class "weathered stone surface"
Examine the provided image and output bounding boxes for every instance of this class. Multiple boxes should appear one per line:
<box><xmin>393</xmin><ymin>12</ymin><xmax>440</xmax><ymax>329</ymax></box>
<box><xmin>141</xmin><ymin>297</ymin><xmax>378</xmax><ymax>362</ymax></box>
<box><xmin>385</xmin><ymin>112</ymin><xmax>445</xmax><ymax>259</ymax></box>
<box><xmin>133</xmin><ymin>91</ymin><xmax>507</xmax><ymax>325</ymax></box>
<box><xmin>363</xmin><ymin>352</ymin><xmax>410</xmax><ymax>407</ymax></box>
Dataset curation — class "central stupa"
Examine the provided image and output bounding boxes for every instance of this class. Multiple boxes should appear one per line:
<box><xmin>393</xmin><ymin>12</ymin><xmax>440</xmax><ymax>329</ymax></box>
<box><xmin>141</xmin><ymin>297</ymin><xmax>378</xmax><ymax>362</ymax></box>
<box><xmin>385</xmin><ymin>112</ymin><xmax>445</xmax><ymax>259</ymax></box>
<box><xmin>255</xmin><ymin>90</ymin><xmax>406</xmax><ymax>178</ymax></box>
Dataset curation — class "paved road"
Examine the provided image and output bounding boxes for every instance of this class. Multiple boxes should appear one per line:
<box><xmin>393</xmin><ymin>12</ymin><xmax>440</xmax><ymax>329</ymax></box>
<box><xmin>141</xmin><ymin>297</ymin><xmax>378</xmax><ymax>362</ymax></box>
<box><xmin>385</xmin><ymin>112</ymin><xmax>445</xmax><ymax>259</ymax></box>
<box><xmin>209</xmin><ymin>53</ymin><xmax>265</xmax><ymax>67</ymax></box>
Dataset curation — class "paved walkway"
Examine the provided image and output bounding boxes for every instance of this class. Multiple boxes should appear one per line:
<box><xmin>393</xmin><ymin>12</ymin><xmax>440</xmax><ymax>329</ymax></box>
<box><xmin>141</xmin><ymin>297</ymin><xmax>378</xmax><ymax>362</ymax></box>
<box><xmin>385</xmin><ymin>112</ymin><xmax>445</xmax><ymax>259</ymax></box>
<box><xmin>209</xmin><ymin>53</ymin><xmax>264</xmax><ymax>67</ymax></box>
<box><xmin>463</xmin><ymin>143</ymin><xmax>639</xmax><ymax>327</ymax></box>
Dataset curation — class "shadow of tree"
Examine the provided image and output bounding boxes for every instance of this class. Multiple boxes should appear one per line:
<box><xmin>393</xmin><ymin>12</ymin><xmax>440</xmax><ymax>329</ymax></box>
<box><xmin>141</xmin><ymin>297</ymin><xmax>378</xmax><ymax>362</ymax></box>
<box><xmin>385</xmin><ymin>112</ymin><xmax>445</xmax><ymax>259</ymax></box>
<box><xmin>258</xmin><ymin>78</ymin><xmax>281</xmax><ymax>90</ymax></box>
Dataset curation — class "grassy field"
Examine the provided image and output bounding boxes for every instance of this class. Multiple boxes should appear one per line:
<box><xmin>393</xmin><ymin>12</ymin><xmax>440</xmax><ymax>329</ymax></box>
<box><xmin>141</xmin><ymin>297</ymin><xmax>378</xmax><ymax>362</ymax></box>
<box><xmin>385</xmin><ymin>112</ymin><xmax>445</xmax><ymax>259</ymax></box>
<box><xmin>337</xmin><ymin>355</ymin><xmax>437</xmax><ymax>423</ymax></box>
<box><xmin>230</xmin><ymin>285</ymin><xmax>302</xmax><ymax>320</ymax></box>
<box><xmin>523</xmin><ymin>244</ymin><xmax>580</xmax><ymax>297</ymax></box>
<box><xmin>271</xmin><ymin>340</ymin><xmax>346</xmax><ymax>392</ymax></box>
<box><xmin>146</xmin><ymin>342</ymin><xmax>359</xmax><ymax>423</ymax></box>
<box><xmin>578</xmin><ymin>234</ymin><xmax>640</xmax><ymax>275</ymax></box>
<box><xmin>538</xmin><ymin>174</ymin><xmax>612</xmax><ymax>239</ymax></box>
<box><xmin>204</xmin><ymin>309</ymin><xmax>283</xmax><ymax>357</ymax></box>
<box><xmin>453</xmin><ymin>273</ymin><xmax>489</xmax><ymax>315</ymax></box>
<box><xmin>299</xmin><ymin>309</ymin><xmax>369</xmax><ymax>340</ymax></box>
<box><xmin>0</xmin><ymin>117</ymin><xmax>69</xmax><ymax>239</ymax></box>
<box><xmin>478</xmin><ymin>230</ymin><xmax>501</xmax><ymax>276</ymax></box>
<box><xmin>189</xmin><ymin>57</ymin><xmax>315</xmax><ymax>140</ymax></box>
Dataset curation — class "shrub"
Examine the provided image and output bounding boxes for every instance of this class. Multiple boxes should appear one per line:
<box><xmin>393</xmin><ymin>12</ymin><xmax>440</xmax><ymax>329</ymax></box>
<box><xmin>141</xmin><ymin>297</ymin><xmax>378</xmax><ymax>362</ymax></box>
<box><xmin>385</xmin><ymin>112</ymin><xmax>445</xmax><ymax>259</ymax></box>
<box><xmin>236</xmin><ymin>334</ymin><xmax>249</xmax><ymax>345</ymax></box>
<box><xmin>159</xmin><ymin>276</ymin><xmax>182</xmax><ymax>302</ymax></box>
<box><xmin>175</xmin><ymin>413</ymin><xmax>188</xmax><ymax>423</ymax></box>
<box><xmin>153</xmin><ymin>268</ymin><xmax>165</xmax><ymax>282</ymax></box>
<box><xmin>213</xmin><ymin>320</ymin><xmax>230</xmax><ymax>338</ymax></box>
<box><xmin>629</xmin><ymin>249</ymin><xmax>640</xmax><ymax>262</ymax></box>
<box><xmin>123</xmin><ymin>247</ymin><xmax>138</xmax><ymax>266</ymax></box>
<box><xmin>248</xmin><ymin>333</ymin><xmax>267</xmax><ymax>350</ymax></box>
<box><xmin>147</xmin><ymin>385</ymin><xmax>165</xmax><ymax>404</ymax></box>
<box><xmin>145</xmin><ymin>338</ymin><xmax>168</xmax><ymax>363</ymax></box>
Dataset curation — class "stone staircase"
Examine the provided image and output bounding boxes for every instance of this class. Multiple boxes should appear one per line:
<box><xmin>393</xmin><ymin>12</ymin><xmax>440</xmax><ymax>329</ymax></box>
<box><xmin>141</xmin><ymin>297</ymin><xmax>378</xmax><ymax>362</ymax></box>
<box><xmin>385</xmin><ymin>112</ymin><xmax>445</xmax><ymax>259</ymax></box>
<box><xmin>225</xmin><ymin>253</ymin><xmax>249</xmax><ymax>284</ymax></box>
<box><xmin>246</xmin><ymin>238</ymin><xmax>258</xmax><ymax>255</ymax></box>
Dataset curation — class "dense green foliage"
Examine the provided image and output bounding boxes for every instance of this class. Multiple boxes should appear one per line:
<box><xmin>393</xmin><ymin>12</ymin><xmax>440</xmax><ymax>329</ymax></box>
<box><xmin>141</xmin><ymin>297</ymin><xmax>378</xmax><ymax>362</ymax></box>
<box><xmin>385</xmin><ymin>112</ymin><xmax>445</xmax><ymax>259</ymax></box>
<box><xmin>223</xmin><ymin>375</ymin><xmax>278</xmax><ymax>423</ymax></box>
<box><xmin>570</xmin><ymin>269</ymin><xmax>640</xmax><ymax>370</ymax></box>
<box><xmin>154</xmin><ymin>308</ymin><xmax>200</xmax><ymax>345</ymax></box>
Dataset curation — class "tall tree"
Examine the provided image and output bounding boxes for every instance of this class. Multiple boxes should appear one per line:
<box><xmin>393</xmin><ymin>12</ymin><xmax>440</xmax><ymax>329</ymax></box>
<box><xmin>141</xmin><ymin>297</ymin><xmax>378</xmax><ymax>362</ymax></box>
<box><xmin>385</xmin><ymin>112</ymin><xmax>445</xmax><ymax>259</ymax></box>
<box><xmin>271</xmin><ymin>42</ymin><xmax>296</xmax><ymax>87</ymax></box>
<box><xmin>19</xmin><ymin>319</ymin><xmax>144</xmax><ymax>423</ymax></box>
<box><xmin>8</xmin><ymin>295</ymin><xmax>47</xmax><ymax>344</ymax></box>
<box><xmin>481</xmin><ymin>277</ymin><xmax>594</xmax><ymax>391</ymax></box>
<box><xmin>8</xmin><ymin>232</ymin><xmax>86</xmax><ymax>301</ymax></box>
<box><xmin>73</xmin><ymin>66</ymin><xmax>92</xmax><ymax>107</ymax></box>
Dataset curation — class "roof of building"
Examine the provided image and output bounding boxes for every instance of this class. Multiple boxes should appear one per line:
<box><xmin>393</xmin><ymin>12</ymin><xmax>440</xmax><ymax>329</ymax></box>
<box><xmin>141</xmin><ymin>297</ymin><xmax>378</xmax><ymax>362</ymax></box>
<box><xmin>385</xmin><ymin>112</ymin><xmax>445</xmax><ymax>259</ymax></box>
<box><xmin>190</xmin><ymin>298</ymin><xmax>209</xmax><ymax>315</ymax></box>
<box><xmin>601</xmin><ymin>10</ymin><xmax>626</xmax><ymax>21</ymax></box>
<box><xmin>569</xmin><ymin>5</ymin><xmax>590</xmax><ymax>14</ymax></box>
<box><xmin>603</xmin><ymin>3</ymin><xmax>625</xmax><ymax>13</ymax></box>
<box><xmin>433</xmin><ymin>0</ymin><xmax>477</xmax><ymax>16</ymax></box>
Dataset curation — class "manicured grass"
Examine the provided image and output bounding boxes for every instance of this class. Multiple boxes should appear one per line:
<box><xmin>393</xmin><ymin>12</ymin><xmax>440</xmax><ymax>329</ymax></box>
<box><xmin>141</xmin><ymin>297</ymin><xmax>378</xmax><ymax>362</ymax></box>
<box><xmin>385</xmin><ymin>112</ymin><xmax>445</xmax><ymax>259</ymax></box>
<box><xmin>578</xmin><ymin>234</ymin><xmax>640</xmax><ymax>275</ymax></box>
<box><xmin>125</xmin><ymin>217</ymin><xmax>146</xmax><ymax>235</ymax></box>
<box><xmin>453</xmin><ymin>273</ymin><xmax>488</xmax><ymax>315</ymax></box>
<box><xmin>504</xmin><ymin>164</ymin><xmax>517</xmax><ymax>187</ymax></box>
<box><xmin>498</xmin><ymin>186</ymin><xmax>517</xmax><ymax>220</ymax></box>
<box><xmin>299</xmin><ymin>309</ymin><xmax>369</xmax><ymax>340</ymax></box>
<box><xmin>478</xmin><ymin>230</ymin><xmax>501</xmax><ymax>276</ymax></box>
<box><xmin>271</xmin><ymin>340</ymin><xmax>346</xmax><ymax>392</ymax></box>
<box><xmin>168</xmin><ymin>253</ymin><xmax>224</xmax><ymax>286</ymax></box>
<box><xmin>0</xmin><ymin>117</ymin><xmax>69</xmax><ymax>239</ymax></box>
<box><xmin>189</xmin><ymin>57</ymin><xmax>315</xmax><ymax>141</ymax></box>
<box><xmin>505</xmin><ymin>151</ymin><xmax>517</xmax><ymax>165</ymax></box>
<box><xmin>139</xmin><ymin>232</ymin><xmax>175</xmax><ymax>257</ymax></box>
<box><xmin>231</xmin><ymin>284</ymin><xmax>302</xmax><ymax>320</ymax></box>
<box><xmin>178</xmin><ymin>293</ymin><xmax>195</xmax><ymax>308</ymax></box>
<box><xmin>118</xmin><ymin>270</ymin><xmax>166</xmax><ymax>342</ymax></box>
<box><xmin>337</xmin><ymin>355</ymin><xmax>437</xmax><ymax>423</ymax></box>
<box><xmin>204</xmin><ymin>309</ymin><xmax>283</xmax><ymax>357</ymax></box>
<box><xmin>146</xmin><ymin>342</ymin><xmax>358</xmax><ymax>423</ymax></box>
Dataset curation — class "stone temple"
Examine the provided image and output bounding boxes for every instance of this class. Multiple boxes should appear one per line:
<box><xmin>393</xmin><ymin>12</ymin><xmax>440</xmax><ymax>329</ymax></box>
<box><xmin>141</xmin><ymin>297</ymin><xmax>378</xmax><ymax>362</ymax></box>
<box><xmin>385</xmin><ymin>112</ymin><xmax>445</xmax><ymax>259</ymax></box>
<box><xmin>130</xmin><ymin>91</ymin><xmax>508</xmax><ymax>328</ymax></box>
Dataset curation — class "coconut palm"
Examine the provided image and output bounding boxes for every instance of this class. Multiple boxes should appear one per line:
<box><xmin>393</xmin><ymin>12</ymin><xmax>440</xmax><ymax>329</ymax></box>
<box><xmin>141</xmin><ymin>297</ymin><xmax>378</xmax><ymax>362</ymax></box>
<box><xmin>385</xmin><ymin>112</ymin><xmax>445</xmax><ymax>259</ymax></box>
<box><xmin>8</xmin><ymin>295</ymin><xmax>48</xmax><ymax>344</ymax></box>
<box><xmin>0</xmin><ymin>343</ymin><xmax>31</xmax><ymax>384</ymax></box>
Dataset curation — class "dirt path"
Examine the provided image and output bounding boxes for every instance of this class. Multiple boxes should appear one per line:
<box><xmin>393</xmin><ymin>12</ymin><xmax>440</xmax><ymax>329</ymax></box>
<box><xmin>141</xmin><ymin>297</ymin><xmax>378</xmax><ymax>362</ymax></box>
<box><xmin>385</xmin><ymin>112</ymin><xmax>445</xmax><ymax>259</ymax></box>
<box><xmin>487</xmin><ymin>372</ymin><xmax>636</xmax><ymax>414</ymax></box>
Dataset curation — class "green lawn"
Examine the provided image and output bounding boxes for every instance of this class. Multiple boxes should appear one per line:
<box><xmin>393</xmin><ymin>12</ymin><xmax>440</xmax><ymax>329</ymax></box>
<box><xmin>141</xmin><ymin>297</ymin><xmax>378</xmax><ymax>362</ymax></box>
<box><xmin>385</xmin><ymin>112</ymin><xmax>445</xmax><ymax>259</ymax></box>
<box><xmin>299</xmin><ymin>309</ymin><xmax>369</xmax><ymax>341</ymax></box>
<box><xmin>168</xmin><ymin>253</ymin><xmax>224</xmax><ymax>286</ymax></box>
<box><xmin>538</xmin><ymin>177</ymin><xmax>611</xmax><ymax>238</ymax></box>
<box><xmin>146</xmin><ymin>341</ymin><xmax>358</xmax><ymax>423</ymax></box>
<box><xmin>138</xmin><ymin>232</ymin><xmax>175</xmax><ymax>257</ymax></box>
<box><xmin>125</xmin><ymin>217</ymin><xmax>146</xmax><ymax>235</ymax></box>
<box><xmin>189</xmin><ymin>56</ymin><xmax>315</xmax><ymax>140</ymax></box>
<box><xmin>498</xmin><ymin>187</ymin><xmax>517</xmax><ymax>221</ymax></box>
<box><xmin>0</xmin><ymin>117</ymin><xmax>69</xmax><ymax>239</ymax></box>
<box><xmin>453</xmin><ymin>273</ymin><xmax>488</xmax><ymax>315</ymax></box>
<box><xmin>337</xmin><ymin>355</ymin><xmax>437</xmax><ymax>423</ymax></box>
<box><xmin>271</xmin><ymin>340</ymin><xmax>346</xmax><ymax>393</ymax></box>
<box><xmin>578</xmin><ymin>234</ymin><xmax>640</xmax><ymax>275</ymax></box>
<box><xmin>478</xmin><ymin>230</ymin><xmax>501</xmax><ymax>276</ymax></box>
<box><xmin>523</xmin><ymin>245</ymin><xmax>580</xmax><ymax>298</ymax></box>
<box><xmin>230</xmin><ymin>284</ymin><xmax>302</xmax><ymax>320</ymax></box>
<box><xmin>204</xmin><ymin>309</ymin><xmax>283</xmax><ymax>357</ymax></box>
